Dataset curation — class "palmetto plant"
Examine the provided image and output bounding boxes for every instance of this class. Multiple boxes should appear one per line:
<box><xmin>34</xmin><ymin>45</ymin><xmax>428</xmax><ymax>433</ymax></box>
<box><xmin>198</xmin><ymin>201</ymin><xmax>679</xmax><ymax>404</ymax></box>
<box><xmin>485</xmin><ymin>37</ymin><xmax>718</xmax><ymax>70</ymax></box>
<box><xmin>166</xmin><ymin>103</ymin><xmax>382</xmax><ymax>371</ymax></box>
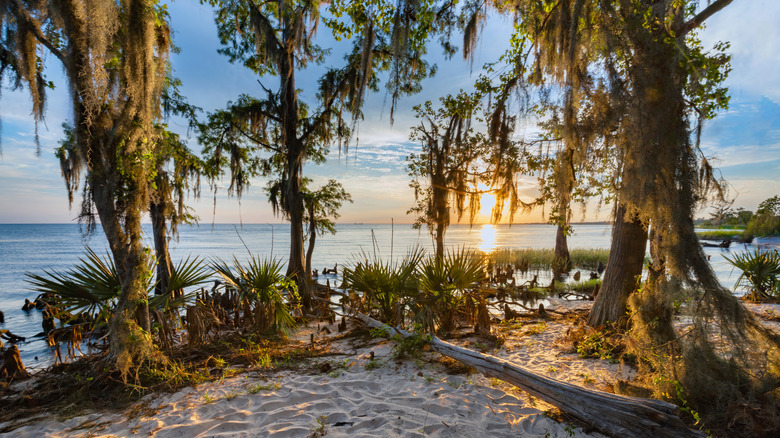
<box><xmin>26</xmin><ymin>248</ymin><xmax>127</xmax><ymax>326</ymax></box>
<box><xmin>341</xmin><ymin>247</ymin><xmax>425</xmax><ymax>325</ymax></box>
<box><xmin>27</xmin><ymin>248</ymin><xmax>211</xmax><ymax>354</ymax></box>
<box><xmin>724</xmin><ymin>248</ymin><xmax>780</xmax><ymax>301</ymax></box>
<box><xmin>414</xmin><ymin>247</ymin><xmax>486</xmax><ymax>333</ymax></box>
<box><xmin>212</xmin><ymin>256</ymin><xmax>298</xmax><ymax>335</ymax></box>
<box><xmin>149</xmin><ymin>255</ymin><xmax>213</xmax><ymax>312</ymax></box>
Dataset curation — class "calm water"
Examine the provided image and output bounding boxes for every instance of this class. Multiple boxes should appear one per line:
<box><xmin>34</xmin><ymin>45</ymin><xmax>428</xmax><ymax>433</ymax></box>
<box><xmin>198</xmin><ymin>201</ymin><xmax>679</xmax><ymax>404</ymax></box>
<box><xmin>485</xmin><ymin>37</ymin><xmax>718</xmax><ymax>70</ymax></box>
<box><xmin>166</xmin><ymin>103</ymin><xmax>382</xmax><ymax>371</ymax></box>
<box><xmin>0</xmin><ymin>223</ymin><xmax>745</xmax><ymax>369</ymax></box>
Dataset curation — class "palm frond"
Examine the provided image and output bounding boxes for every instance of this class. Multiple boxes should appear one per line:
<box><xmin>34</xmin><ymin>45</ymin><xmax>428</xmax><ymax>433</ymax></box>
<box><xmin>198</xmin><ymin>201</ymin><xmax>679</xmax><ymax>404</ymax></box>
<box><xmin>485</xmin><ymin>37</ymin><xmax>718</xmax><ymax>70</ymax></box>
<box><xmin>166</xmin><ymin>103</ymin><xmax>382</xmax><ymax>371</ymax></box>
<box><xmin>724</xmin><ymin>248</ymin><xmax>780</xmax><ymax>300</ymax></box>
<box><xmin>25</xmin><ymin>247</ymin><xmax>125</xmax><ymax>323</ymax></box>
<box><xmin>167</xmin><ymin>255</ymin><xmax>212</xmax><ymax>293</ymax></box>
<box><xmin>342</xmin><ymin>246</ymin><xmax>425</xmax><ymax>324</ymax></box>
<box><xmin>211</xmin><ymin>255</ymin><xmax>297</xmax><ymax>334</ymax></box>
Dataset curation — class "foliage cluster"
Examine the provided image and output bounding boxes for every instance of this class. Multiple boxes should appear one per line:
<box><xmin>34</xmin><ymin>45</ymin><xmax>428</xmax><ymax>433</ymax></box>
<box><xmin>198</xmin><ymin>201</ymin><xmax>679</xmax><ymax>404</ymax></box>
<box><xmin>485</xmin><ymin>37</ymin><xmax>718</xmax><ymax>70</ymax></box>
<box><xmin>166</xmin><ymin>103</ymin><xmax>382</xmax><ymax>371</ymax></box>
<box><xmin>725</xmin><ymin>248</ymin><xmax>780</xmax><ymax>301</ymax></box>
<box><xmin>342</xmin><ymin>247</ymin><xmax>485</xmax><ymax>334</ymax></box>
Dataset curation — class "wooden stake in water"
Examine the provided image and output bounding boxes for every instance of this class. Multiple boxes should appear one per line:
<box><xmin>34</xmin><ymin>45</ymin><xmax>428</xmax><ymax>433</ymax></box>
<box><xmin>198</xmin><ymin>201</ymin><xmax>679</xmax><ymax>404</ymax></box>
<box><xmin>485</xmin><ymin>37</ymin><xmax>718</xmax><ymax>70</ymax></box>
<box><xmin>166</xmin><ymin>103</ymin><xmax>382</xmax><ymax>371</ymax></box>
<box><xmin>391</xmin><ymin>218</ymin><xmax>394</xmax><ymax>262</ymax></box>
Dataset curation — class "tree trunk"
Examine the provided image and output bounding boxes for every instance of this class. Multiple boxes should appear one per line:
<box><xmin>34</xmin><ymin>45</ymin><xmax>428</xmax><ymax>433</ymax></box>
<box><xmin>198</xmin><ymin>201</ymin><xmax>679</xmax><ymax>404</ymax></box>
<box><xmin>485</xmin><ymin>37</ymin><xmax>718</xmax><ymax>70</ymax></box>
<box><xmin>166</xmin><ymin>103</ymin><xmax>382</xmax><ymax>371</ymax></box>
<box><xmin>305</xmin><ymin>201</ymin><xmax>316</xmax><ymax>279</ymax></box>
<box><xmin>554</xmin><ymin>224</ymin><xmax>572</xmax><ymax>274</ymax></box>
<box><xmin>647</xmin><ymin>224</ymin><xmax>666</xmax><ymax>284</ymax></box>
<box><xmin>92</xmin><ymin>172</ymin><xmax>152</xmax><ymax>372</ymax></box>
<box><xmin>150</xmin><ymin>199</ymin><xmax>173</xmax><ymax>296</ymax></box>
<box><xmin>432</xmin><ymin>156</ymin><xmax>449</xmax><ymax>261</ymax></box>
<box><xmin>588</xmin><ymin>204</ymin><xmax>648</xmax><ymax>327</ymax></box>
<box><xmin>435</xmin><ymin>221</ymin><xmax>445</xmax><ymax>261</ymax></box>
<box><xmin>280</xmin><ymin>33</ymin><xmax>311</xmax><ymax>308</ymax></box>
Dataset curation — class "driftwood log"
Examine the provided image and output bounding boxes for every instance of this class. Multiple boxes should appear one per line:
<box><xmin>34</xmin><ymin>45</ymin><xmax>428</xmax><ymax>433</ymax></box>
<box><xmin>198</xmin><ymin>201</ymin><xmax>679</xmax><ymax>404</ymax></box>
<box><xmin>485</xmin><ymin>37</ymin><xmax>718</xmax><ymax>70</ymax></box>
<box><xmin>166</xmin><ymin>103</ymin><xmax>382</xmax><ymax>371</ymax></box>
<box><xmin>351</xmin><ymin>311</ymin><xmax>701</xmax><ymax>438</ymax></box>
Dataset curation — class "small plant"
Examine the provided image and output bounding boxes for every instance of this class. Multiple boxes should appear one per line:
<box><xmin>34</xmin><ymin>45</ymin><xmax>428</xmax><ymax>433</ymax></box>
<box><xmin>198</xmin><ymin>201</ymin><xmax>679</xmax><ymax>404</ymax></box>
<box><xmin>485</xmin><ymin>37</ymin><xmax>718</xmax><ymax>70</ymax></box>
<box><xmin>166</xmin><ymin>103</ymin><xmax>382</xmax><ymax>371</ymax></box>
<box><xmin>203</xmin><ymin>392</ymin><xmax>214</xmax><ymax>404</ymax></box>
<box><xmin>578</xmin><ymin>373</ymin><xmax>596</xmax><ymax>385</ymax></box>
<box><xmin>342</xmin><ymin>247</ymin><xmax>424</xmax><ymax>324</ymax></box>
<box><xmin>310</xmin><ymin>415</ymin><xmax>328</xmax><ymax>437</ymax></box>
<box><xmin>369</xmin><ymin>327</ymin><xmax>389</xmax><ymax>339</ymax></box>
<box><xmin>547</xmin><ymin>366</ymin><xmax>558</xmax><ymax>373</ymax></box>
<box><xmin>365</xmin><ymin>358</ymin><xmax>383</xmax><ymax>371</ymax></box>
<box><xmin>392</xmin><ymin>330</ymin><xmax>431</xmax><ymax>359</ymax></box>
<box><xmin>489</xmin><ymin>378</ymin><xmax>502</xmax><ymax>387</ymax></box>
<box><xmin>248</xmin><ymin>381</ymin><xmax>281</xmax><ymax>393</ymax></box>
<box><xmin>255</xmin><ymin>352</ymin><xmax>273</xmax><ymax>369</ymax></box>
<box><xmin>524</xmin><ymin>322</ymin><xmax>547</xmax><ymax>335</ymax></box>
<box><xmin>413</xmin><ymin>247</ymin><xmax>485</xmax><ymax>334</ymax></box>
<box><xmin>225</xmin><ymin>391</ymin><xmax>240</xmax><ymax>401</ymax></box>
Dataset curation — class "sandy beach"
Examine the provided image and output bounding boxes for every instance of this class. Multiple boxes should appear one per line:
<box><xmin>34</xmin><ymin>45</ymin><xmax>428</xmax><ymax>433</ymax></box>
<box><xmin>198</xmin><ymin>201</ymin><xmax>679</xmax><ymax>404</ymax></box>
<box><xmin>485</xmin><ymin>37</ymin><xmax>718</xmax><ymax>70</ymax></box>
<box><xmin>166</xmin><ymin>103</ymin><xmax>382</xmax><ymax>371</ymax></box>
<box><xmin>0</xmin><ymin>298</ymin><xmax>625</xmax><ymax>438</ymax></box>
<box><xmin>2</xmin><ymin>297</ymin><xmax>777</xmax><ymax>438</ymax></box>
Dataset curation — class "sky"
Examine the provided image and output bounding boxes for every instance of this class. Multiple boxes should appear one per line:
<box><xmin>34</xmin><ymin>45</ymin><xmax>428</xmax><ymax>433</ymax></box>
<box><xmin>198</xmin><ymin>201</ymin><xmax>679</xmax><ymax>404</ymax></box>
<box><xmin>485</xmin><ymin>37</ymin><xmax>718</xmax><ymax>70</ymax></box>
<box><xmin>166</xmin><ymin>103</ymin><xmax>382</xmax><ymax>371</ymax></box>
<box><xmin>0</xmin><ymin>0</ymin><xmax>778</xmax><ymax>225</ymax></box>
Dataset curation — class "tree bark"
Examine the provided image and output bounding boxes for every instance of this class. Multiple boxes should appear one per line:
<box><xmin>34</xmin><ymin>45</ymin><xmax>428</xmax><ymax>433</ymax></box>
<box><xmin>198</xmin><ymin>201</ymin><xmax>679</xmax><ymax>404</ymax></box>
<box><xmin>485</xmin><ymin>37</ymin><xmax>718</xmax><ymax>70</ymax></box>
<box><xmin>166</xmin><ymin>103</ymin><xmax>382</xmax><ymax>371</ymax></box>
<box><xmin>150</xmin><ymin>199</ymin><xmax>173</xmax><ymax>296</ymax></box>
<box><xmin>588</xmin><ymin>204</ymin><xmax>648</xmax><ymax>327</ymax></box>
<box><xmin>554</xmin><ymin>224</ymin><xmax>572</xmax><ymax>273</ymax></box>
<box><xmin>432</xmin><ymin>155</ymin><xmax>449</xmax><ymax>261</ymax></box>
<box><xmin>280</xmin><ymin>25</ymin><xmax>311</xmax><ymax>308</ymax></box>
<box><xmin>93</xmin><ymin>177</ymin><xmax>152</xmax><ymax>370</ymax></box>
<box><xmin>305</xmin><ymin>201</ymin><xmax>316</xmax><ymax>279</ymax></box>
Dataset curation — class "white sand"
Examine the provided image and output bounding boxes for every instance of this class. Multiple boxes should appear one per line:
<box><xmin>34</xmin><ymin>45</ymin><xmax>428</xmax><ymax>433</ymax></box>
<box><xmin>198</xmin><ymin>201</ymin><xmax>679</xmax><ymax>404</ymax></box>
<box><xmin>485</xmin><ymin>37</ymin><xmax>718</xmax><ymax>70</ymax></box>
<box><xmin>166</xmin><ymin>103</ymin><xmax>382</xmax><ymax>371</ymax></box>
<box><xmin>1</xmin><ymin>315</ymin><xmax>615</xmax><ymax>438</ymax></box>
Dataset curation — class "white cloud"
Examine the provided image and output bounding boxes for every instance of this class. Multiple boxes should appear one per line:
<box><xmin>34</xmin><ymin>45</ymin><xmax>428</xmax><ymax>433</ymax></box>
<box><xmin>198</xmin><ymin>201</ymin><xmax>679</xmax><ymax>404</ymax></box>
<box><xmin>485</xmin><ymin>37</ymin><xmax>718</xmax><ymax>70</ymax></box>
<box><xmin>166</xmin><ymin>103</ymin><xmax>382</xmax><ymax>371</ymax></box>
<box><xmin>698</xmin><ymin>0</ymin><xmax>780</xmax><ymax>105</ymax></box>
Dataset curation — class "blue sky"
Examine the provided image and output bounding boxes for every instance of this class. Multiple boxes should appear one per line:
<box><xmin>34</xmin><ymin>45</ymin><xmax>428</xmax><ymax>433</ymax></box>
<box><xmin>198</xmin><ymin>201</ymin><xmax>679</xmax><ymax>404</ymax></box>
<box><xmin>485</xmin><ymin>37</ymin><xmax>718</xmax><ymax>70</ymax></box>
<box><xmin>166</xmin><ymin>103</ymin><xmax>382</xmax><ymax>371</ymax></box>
<box><xmin>1</xmin><ymin>0</ymin><xmax>778</xmax><ymax>224</ymax></box>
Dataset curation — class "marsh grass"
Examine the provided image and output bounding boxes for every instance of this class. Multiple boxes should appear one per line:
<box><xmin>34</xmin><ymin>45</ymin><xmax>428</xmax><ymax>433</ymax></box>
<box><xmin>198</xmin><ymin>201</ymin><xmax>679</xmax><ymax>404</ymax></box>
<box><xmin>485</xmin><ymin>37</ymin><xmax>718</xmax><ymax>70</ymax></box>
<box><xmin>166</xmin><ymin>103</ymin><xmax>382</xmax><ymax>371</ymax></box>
<box><xmin>695</xmin><ymin>229</ymin><xmax>745</xmax><ymax>241</ymax></box>
<box><xmin>488</xmin><ymin>248</ymin><xmax>608</xmax><ymax>271</ymax></box>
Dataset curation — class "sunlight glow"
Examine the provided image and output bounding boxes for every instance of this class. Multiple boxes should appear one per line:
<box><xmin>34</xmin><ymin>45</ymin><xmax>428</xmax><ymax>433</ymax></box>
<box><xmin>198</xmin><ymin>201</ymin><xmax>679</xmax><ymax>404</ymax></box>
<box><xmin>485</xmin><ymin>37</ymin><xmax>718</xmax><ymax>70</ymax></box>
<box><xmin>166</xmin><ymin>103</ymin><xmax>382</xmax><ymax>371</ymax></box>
<box><xmin>479</xmin><ymin>224</ymin><xmax>497</xmax><ymax>253</ymax></box>
<box><xmin>479</xmin><ymin>192</ymin><xmax>497</xmax><ymax>222</ymax></box>
<box><xmin>477</xmin><ymin>182</ymin><xmax>497</xmax><ymax>223</ymax></box>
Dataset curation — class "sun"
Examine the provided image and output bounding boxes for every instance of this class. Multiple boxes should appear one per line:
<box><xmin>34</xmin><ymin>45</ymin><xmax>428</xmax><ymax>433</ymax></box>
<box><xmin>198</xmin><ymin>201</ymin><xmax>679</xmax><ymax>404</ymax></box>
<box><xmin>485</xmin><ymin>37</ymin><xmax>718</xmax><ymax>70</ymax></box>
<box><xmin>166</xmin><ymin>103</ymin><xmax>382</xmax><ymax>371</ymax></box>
<box><xmin>477</xmin><ymin>183</ymin><xmax>496</xmax><ymax>223</ymax></box>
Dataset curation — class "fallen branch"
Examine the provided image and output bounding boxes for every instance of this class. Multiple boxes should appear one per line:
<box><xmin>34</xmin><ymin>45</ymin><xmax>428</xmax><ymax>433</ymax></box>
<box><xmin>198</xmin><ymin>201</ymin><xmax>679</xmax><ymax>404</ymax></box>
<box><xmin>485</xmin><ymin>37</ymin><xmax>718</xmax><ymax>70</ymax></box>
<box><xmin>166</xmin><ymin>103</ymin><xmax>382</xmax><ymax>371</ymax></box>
<box><xmin>351</xmin><ymin>310</ymin><xmax>701</xmax><ymax>438</ymax></box>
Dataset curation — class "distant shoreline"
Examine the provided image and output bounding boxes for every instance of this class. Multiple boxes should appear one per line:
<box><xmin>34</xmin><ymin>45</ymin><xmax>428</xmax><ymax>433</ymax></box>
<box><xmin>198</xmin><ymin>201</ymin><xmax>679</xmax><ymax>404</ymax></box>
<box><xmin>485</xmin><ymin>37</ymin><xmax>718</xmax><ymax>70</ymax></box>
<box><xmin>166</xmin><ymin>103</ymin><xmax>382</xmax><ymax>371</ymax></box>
<box><xmin>0</xmin><ymin>221</ymin><xmax>612</xmax><ymax>226</ymax></box>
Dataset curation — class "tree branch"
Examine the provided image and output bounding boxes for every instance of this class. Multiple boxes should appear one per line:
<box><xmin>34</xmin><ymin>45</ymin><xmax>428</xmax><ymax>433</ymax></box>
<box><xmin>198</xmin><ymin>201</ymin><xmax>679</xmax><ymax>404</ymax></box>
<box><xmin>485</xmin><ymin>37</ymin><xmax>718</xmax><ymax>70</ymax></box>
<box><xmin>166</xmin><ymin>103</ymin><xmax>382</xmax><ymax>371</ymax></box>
<box><xmin>229</xmin><ymin>121</ymin><xmax>282</xmax><ymax>153</ymax></box>
<box><xmin>7</xmin><ymin>0</ymin><xmax>67</xmax><ymax>64</ymax></box>
<box><xmin>678</xmin><ymin>0</ymin><xmax>735</xmax><ymax>36</ymax></box>
<box><xmin>299</xmin><ymin>70</ymin><xmax>352</xmax><ymax>142</ymax></box>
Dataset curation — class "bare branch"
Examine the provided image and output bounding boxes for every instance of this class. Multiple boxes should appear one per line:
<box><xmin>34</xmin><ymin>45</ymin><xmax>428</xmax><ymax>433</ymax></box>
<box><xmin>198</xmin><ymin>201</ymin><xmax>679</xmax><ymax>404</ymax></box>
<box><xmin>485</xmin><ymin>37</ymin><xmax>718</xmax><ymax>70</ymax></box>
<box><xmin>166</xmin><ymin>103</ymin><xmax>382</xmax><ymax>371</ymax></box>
<box><xmin>678</xmin><ymin>0</ymin><xmax>735</xmax><ymax>36</ymax></box>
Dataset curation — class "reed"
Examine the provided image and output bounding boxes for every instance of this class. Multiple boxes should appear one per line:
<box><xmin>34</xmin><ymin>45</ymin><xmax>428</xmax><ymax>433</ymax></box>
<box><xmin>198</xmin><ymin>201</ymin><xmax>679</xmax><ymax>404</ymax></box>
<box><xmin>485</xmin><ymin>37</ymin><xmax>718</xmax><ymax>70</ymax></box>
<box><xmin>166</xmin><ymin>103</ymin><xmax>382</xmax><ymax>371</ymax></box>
<box><xmin>487</xmin><ymin>248</ymin><xmax>608</xmax><ymax>271</ymax></box>
<box><xmin>695</xmin><ymin>229</ymin><xmax>745</xmax><ymax>241</ymax></box>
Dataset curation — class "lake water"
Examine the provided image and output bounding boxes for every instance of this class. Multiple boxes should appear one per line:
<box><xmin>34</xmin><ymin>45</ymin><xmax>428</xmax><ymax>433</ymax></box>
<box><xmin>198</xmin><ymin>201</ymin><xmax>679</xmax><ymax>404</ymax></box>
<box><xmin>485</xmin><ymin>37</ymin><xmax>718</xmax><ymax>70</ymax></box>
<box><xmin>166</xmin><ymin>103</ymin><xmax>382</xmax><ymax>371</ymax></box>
<box><xmin>0</xmin><ymin>223</ymin><xmax>748</xmax><ymax>370</ymax></box>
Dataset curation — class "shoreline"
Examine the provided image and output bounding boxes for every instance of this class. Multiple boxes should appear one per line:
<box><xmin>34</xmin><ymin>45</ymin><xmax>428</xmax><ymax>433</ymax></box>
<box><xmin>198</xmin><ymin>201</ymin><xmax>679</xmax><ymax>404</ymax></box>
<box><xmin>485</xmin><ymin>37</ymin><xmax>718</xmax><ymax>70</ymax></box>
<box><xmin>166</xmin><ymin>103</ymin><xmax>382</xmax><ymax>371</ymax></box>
<box><xmin>3</xmin><ymin>298</ymin><xmax>778</xmax><ymax>437</ymax></box>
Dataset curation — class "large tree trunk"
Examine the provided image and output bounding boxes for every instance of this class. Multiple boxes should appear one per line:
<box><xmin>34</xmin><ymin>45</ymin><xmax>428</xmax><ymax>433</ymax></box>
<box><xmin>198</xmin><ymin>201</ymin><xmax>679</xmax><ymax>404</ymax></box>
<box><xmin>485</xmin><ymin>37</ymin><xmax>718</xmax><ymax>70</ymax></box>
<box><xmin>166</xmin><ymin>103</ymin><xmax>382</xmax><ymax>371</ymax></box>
<box><xmin>588</xmin><ymin>204</ymin><xmax>648</xmax><ymax>327</ymax></box>
<box><xmin>554</xmin><ymin>224</ymin><xmax>572</xmax><ymax>273</ymax></box>
<box><xmin>149</xmin><ymin>199</ymin><xmax>173</xmax><ymax>296</ymax></box>
<box><xmin>93</xmin><ymin>176</ymin><xmax>152</xmax><ymax>370</ymax></box>
<box><xmin>280</xmin><ymin>34</ymin><xmax>311</xmax><ymax>308</ymax></box>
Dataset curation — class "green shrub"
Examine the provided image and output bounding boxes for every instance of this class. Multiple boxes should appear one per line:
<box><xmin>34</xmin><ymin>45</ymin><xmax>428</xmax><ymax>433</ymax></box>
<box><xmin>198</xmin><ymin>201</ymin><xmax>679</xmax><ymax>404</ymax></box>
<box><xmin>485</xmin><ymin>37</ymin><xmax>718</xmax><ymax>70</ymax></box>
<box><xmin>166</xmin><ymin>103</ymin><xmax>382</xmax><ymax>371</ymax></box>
<box><xmin>212</xmin><ymin>256</ymin><xmax>298</xmax><ymax>334</ymax></box>
<box><xmin>413</xmin><ymin>247</ymin><xmax>485</xmax><ymax>333</ymax></box>
<box><xmin>341</xmin><ymin>247</ymin><xmax>424</xmax><ymax>324</ymax></box>
<box><xmin>724</xmin><ymin>248</ymin><xmax>780</xmax><ymax>301</ymax></box>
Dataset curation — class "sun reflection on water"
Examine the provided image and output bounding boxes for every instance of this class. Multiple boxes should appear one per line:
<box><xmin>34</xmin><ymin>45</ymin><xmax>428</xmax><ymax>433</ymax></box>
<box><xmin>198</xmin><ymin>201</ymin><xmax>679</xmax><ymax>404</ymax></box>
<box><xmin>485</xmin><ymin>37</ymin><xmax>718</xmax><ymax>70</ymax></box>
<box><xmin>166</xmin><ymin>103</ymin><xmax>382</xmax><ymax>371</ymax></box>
<box><xmin>479</xmin><ymin>224</ymin><xmax>497</xmax><ymax>253</ymax></box>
